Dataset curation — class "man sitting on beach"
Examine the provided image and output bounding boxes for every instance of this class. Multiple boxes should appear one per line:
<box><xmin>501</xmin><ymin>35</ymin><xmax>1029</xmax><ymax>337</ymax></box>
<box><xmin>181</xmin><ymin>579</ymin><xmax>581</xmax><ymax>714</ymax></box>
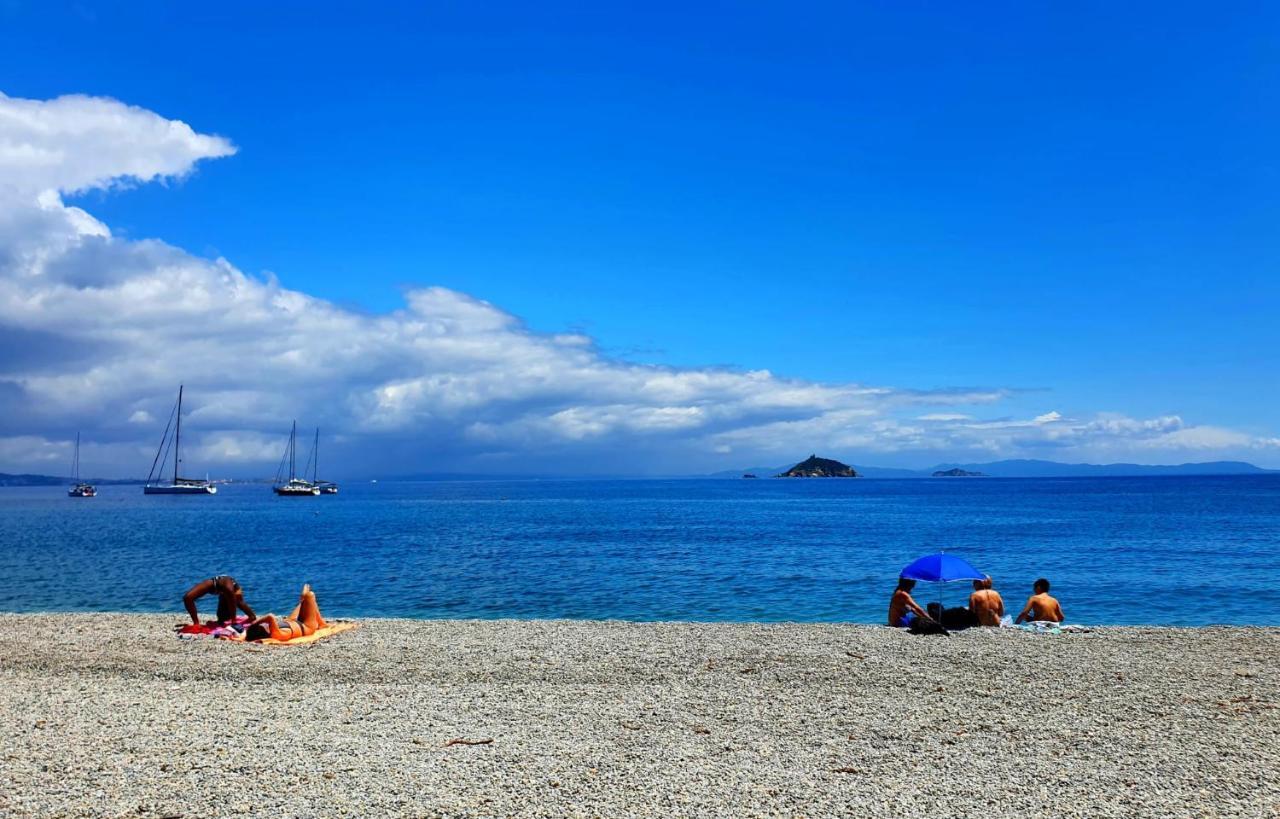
<box><xmin>182</xmin><ymin>575</ymin><xmax>256</xmax><ymax>625</ymax></box>
<box><xmin>888</xmin><ymin>578</ymin><xmax>934</xmax><ymax>628</ymax></box>
<box><xmin>1015</xmin><ymin>577</ymin><xmax>1064</xmax><ymax>624</ymax></box>
<box><xmin>968</xmin><ymin>575</ymin><xmax>1004</xmax><ymax>626</ymax></box>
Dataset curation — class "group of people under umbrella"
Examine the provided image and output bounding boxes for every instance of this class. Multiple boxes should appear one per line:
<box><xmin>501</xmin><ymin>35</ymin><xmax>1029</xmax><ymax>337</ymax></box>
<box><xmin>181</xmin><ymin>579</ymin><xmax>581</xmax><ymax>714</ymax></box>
<box><xmin>889</xmin><ymin>552</ymin><xmax>1064</xmax><ymax>633</ymax></box>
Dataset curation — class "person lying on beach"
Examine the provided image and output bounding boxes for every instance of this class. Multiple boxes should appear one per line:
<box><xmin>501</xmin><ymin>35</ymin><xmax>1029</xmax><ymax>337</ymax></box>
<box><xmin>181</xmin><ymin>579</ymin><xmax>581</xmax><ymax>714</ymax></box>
<box><xmin>968</xmin><ymin>575</ymin><xmax>1005</xmax><ymax>626</ymax></box>
<box><xmin>183</xmin><ymin>575</ymin><xmax>256</xmax><ymax>625</ymax></box>
<box><xmin>1015</xmin><ymin>578</ymin><xmax>1064</xmax><ymax>624</ymax></box>
<box><xmin>888</xmin><ymin>578</ymin><xmax>936</xmax><ymax>628</ymax></box>
<box><xmin>244</xmin><ymin>584</ymin><xmax>328</xmax><ymax>642</ymax></box>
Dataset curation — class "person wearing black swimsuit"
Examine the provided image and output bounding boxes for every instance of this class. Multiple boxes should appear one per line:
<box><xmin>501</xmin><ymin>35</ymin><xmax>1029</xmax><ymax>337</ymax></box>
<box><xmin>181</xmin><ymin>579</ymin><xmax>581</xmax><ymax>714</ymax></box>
<box><xmin>182</xmin><ymin>575</ymin><xmax>257</xmax><ymax>625</ymax></box>
<box><xmin>245</xmin><ymin>584</ymin><xmax>328</xmax><ymax>642</ymax></box>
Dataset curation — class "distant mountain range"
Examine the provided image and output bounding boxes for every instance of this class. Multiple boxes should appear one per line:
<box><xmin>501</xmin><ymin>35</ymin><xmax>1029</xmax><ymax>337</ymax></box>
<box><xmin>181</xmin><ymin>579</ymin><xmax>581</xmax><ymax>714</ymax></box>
<box><xmin>709</xmin><ymin>459</ymin><xmax>1279</xmax><ymax>479</ymax></box>
<box><xmin>0</xmin><ymin>473</ymin><xmax>144</xmax><ymax>487</ymax></box>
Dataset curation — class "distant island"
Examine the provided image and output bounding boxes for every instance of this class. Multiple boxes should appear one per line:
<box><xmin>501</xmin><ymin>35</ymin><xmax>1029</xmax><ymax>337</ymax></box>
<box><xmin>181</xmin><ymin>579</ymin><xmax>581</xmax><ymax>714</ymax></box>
<box><xmin>776</xmin><ymin>455</ymin><xmax>858</xmax><ymax>478</ymax></box>
<box><xmin>932</xmin><ymin>468</ymin><xmax>986</xmax><ymax>477</ymax></box>
<box><xmin>709</xmin><ymin>458</ymin><xmax>1277</xmax><ymax>480</ymax></box>
<box><xmin>917</xmin><ymin>459</ymin><xmax>1278</xmax><ymax>479</ymax></box>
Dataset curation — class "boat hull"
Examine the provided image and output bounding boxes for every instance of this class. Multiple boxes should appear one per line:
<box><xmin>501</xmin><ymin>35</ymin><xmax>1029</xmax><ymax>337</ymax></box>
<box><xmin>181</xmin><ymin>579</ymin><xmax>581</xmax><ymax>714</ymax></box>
<box><xmin>144</xmin><ymin>484</ymin><xmax>217</xmax><ymax>495</ymax></box>
<box><xmin>68</xmin><ymin>486</ymin><xmax>96</xmax><ymax>498</ymax></box>
<box><xmin>274</xmin><ymin>486</ymin><xmax>320</xmax><ymax>496</ymax></box>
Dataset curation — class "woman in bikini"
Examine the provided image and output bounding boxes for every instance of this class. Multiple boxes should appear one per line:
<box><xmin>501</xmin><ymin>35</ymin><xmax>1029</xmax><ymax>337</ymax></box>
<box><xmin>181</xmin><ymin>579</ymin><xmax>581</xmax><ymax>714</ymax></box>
<box><xmin>245</xmin><ymin>584</ymin><xmax>329</xmax><ymax>642</ymax></box>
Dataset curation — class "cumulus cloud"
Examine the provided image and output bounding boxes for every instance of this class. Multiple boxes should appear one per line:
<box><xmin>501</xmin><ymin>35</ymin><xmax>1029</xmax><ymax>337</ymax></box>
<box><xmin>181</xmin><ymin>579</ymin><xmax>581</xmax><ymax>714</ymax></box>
<box><xmin>0</xmin><ymin>91</ymin><xmax>1275</xmax><ymax>476</ymax></box>
<box><xmin>0</xmin><ymin>91</ymin><xmax>235</xmax><ymax>197</ymax></box>
<box><xmin>0</xmin><ymin>434</ymin><xmax>70</xmax><ymax>466</ymax></box>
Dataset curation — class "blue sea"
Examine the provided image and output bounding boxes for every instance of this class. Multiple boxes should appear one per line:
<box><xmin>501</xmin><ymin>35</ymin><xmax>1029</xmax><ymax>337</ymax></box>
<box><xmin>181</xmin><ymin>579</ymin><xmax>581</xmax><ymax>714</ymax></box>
<box><xmin>1</xmin><ymin>476</ymin><xmax>1277</xmax><ymax>626</ymax></box>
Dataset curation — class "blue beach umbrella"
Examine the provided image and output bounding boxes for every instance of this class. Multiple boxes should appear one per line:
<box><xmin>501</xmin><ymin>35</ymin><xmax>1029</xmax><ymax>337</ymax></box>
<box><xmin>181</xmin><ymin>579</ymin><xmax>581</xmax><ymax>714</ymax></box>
<box><xmin>900</xmin><ymin>552</ymin><xmax>985</xmax><ymax>627</ymax></box>
<box><xmin>900</xmin><ymin>552</ymin><xmax>985</xmax><ymax>583</ymax></box>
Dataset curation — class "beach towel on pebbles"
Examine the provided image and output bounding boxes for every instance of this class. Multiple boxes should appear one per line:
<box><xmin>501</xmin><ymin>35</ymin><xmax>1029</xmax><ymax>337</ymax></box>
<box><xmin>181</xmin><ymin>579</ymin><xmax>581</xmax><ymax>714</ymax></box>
<box><xmin>176</xmin><ymin>617</ymin><xmax>358</xmax><ymax>645</ymax></box>
<box><xmin>1001</xmin><ymin>618</ymin><xmax>1092</xmax><ymax>634</ymax></box>
<box><xmin>177</xmin><ymin>616</ymin><xmax>250</xmax><ymax>640</ymax></box>
<box><xmin>256</xmin><ymin>621</ymin><xmax>358</xmax><ymax>646</ymax></box>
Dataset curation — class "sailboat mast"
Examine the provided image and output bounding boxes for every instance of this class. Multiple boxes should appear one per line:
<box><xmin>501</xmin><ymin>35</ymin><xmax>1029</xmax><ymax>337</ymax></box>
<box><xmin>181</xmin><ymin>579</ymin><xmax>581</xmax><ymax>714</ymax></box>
<box><xmin>313</xmin><ymin>428</ymin><xmax>319</xmax><ymax>483</ymax></box>
<box><xmin>290</xmin><ymin>420</ymin><xmax>297</xmax><ymax>480</ymax></box>
<box><xmin>73</xmin><ymin>431</ymin><xmax>80</xmax><ymax>482</ymax></box>
<box><xmin>174</xmin><ymin>385</ymin><xmax>183</xmax><ymax>483</ymax></box>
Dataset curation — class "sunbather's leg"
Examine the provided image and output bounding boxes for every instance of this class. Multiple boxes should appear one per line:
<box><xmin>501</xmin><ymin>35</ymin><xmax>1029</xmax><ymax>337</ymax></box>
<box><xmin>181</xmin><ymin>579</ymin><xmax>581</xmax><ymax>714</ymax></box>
<box><xmin>286</xmin><ymin>583</ymin><xmax>310</xmax><ymax>620</ymax></box>
<box><xmin>294</xmin><ymin>585</ymin><xmax>328</xmax><ymax>631</ymax></box>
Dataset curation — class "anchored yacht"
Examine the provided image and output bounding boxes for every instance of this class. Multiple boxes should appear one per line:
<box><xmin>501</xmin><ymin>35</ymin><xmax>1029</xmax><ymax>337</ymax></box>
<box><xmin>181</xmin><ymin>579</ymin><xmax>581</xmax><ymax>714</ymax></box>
<box><xmin>143</xmin><ymin>385</ymin><xmax>217</xmax><ymax>495</ymax></box>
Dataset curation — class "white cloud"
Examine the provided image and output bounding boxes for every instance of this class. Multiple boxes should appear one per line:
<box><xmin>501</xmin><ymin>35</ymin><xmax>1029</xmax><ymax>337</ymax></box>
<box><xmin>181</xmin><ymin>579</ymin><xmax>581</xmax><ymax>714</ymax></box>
<box><xmin>0</xmin><ymin>434</ymin><xmax>68</xmax><ymax>465</ymax></box>
<box><xmin>0</xmin><ymin>91</ymin><xmax>1275</xmax><ymax>476</ymax></box>
<box><xmin>0</xmin><ymin>92</ymin><xmax>235</xmax><ymax>197</ymax></box>
<box><xmin>187</xmin><ymin>430</ymin><xmax>284</xmax><ymax>465</ymax></box>
<box><xmin>1130</xmin><ymin>425</ymin><xmax>1249</xmax><ymax>451</ymax></box>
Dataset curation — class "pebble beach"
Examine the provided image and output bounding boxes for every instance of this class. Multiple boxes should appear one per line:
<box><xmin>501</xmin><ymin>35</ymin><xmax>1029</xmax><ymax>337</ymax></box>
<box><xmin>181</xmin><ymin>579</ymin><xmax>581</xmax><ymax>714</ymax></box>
<box><xmin>1</xmin><ymin>614</ymin><xmax>1277</xmax><ymax>818</ymax></box>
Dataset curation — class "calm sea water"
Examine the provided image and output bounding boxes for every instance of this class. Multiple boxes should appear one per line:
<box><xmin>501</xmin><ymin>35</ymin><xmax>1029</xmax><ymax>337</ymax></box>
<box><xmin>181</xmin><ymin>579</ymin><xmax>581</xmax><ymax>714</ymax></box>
<box><xmin>1</xmin><ymin>476</ymin><xmax>1277</xmax><ymax>626</ymax></box>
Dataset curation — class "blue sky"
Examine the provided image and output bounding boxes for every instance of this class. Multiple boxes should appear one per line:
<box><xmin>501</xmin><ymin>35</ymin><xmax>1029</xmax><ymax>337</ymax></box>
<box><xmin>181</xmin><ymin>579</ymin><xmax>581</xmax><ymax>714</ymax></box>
<box><xmin>0</xmin><ymin>1</ymin><xmax>1277</xmax><ymax>475</ymax></box>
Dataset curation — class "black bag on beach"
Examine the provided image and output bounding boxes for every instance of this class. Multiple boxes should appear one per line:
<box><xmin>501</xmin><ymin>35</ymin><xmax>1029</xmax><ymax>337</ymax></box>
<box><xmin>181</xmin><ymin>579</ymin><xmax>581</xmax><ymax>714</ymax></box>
<box><xmin>925</xmin><ymin>603</ymin><xmax>976</xmax><ymax>631</ymax></box>
<box><xmin>907</xmin><ymin>618</ymin><xmax>949</xmax><ymax>637</ymax></box>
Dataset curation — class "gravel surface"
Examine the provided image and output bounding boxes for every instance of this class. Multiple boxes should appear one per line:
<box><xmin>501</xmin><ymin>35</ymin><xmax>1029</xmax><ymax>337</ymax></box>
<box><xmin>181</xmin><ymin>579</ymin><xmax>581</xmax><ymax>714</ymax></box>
<box><xmin>0</xmin><ymin>615</ymin><xmax>1277</xmax><ymax>818</ymax></box>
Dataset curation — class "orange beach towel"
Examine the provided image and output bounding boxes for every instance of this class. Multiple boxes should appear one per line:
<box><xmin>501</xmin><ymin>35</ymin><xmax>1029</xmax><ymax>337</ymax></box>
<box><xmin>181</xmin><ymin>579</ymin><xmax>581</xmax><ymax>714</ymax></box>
<box><xmin>257</xmin><ymin>620</ymin><xmax>358</xmax><ymax>646</ymax></box>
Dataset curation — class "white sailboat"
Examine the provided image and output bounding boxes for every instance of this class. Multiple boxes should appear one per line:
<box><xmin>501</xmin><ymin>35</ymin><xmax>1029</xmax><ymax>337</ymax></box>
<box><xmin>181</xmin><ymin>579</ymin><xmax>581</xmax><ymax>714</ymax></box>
<box><xmin>308</xmin><ymin>428</ymin><xmax>339</xmax><ymax>494</ymax></box>
<box><xmin>274</xmin><ymin>421</ymin><xmax>320</xmax><ymax>496</ymax></box>
<box><xmin>67</xmin><ymin>432</ymin><xmax>96</xmax><ymax>497</ymax></box>
<box><xmin>143</xmin><ymin>385</ymin><xmax>217</xmax><ymax>495</ymax></box>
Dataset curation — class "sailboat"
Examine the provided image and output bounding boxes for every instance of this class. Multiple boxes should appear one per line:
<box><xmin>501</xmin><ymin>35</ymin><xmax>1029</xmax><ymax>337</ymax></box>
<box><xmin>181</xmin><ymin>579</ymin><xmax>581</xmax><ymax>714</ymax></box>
<box><xmin>143</xmin><ymin>385</ymin><xmax>217</xmax><ymax>495</ymax></box>
<box><xmin>67</xmin><ymin>432</ymin><xmax>96</xmax><ymax>497</ymax></box>
<box><xmin>274</xmin><ymin>421</ymin><xmax>320</xmax><ymax>496</ymax></box>
<box><xmin>308</xmin><ymin>428</ymin><xmax>339</xmax><ymax>494</ymax></box>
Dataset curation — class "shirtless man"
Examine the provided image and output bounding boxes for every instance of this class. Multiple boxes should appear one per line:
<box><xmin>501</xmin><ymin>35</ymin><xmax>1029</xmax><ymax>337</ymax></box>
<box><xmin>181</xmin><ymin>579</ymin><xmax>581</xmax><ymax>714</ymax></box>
<box><xmin>182</xmin><ymin>575</ymin><xmax>256</xmax><ymax>625</ymax></box>
<box><xmin>968</xmin><ymin>575</ymin><xmax>1005</xmax><ymax>626</ymax></box>
<box><xmin>1015</xmin><ymin>577</ymin><xmax>1064</xmax><ymax>624</ymax></box>
<box><xmin>887</xmin><ymin>577</ymin><xmax>935</xmax><ymax>628</ymax></box>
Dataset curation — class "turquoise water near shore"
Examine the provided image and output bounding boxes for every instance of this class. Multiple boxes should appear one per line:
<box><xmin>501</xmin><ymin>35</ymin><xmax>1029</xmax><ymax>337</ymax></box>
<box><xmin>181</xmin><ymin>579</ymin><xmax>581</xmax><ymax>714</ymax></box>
<box><xmin>1</xmin><ymin>476</ymin><xmax>1277</xmax><ymax>625</ymax></box>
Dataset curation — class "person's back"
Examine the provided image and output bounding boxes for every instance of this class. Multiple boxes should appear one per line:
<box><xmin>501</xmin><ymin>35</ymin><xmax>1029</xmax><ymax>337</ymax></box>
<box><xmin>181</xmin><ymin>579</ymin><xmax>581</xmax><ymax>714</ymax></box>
<box><xmin>1016</xmin><ymin>578</ymin><xmax>1064</xmax><ymax>623</ymax></box>
<box><xmin>968</xmin><ymin>575</ymin><xmax>1004</xmax><ymax>626</ymax></box>
<box><xmin>888</xmin><ymin>589</ymin><xmax>911</xmax><ymax>626</ymax></box>
<box><xmin>888</xmin><ymin>577</ymin><xmax>931</xmax><ymax>628</ymax></box>
<box><xmin>182</xmin><ymin>575</ymin><xmax>255</xmax><ymax>625</ymax></box>
<box><xmin>1026</xmin><ymin>591</ymin><xmax>1063</xmax><ymax>622</ymax></box>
